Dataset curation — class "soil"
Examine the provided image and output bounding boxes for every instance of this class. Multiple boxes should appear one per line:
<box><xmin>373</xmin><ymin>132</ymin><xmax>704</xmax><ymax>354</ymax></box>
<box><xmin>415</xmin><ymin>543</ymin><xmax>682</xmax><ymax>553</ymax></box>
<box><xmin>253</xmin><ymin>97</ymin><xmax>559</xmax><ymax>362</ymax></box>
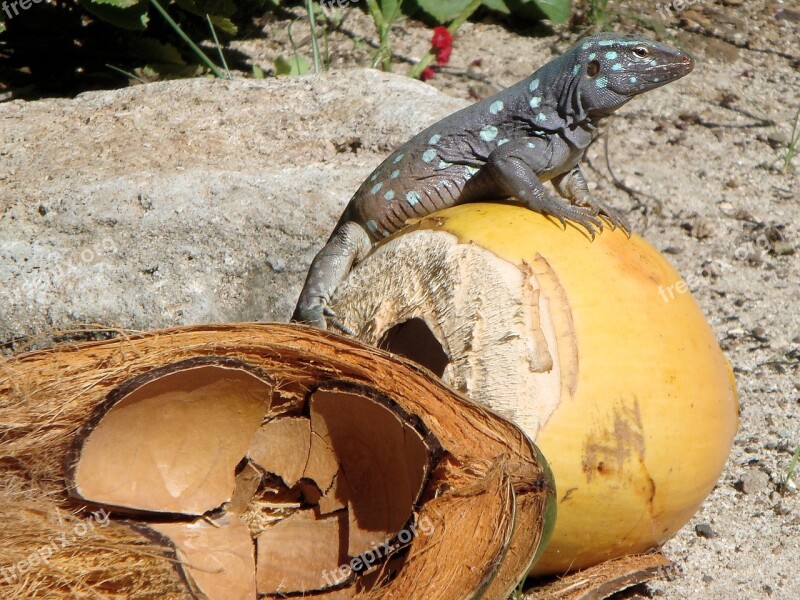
<box><xmin>2</xmin><ymin>0</ymin><xmax>799</xmax><ymax>598</ymax></box>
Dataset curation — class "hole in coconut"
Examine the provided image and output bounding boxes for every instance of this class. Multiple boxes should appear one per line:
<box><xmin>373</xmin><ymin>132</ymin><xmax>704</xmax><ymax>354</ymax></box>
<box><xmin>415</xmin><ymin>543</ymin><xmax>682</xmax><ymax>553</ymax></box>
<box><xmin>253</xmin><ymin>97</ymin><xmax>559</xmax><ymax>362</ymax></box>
<box><xmin>379</xmin><ymin>318</ymin><xmax>449</xmax><ymax>378</ymax></box>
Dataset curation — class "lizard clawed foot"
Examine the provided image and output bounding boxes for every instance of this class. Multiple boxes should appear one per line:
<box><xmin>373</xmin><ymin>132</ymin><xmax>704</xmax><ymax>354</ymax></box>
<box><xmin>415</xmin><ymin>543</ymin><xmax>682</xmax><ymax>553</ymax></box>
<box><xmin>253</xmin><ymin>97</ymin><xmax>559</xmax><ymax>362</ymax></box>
<box><xmin>292</xmin><ymin>300</ymin><xmax>353</xmax><ymax>335</ymax></box>
<box><xmin>575</xmin><ymin>194</ymin><xmax>632</xmax><ymax>236</ymax></box>
<box><xmin>548</xmin><ymin>203</ymin><xmax>603</xmax><ymax>239</ymax></box>
<box><xmin>529</xmin><ymin>194</ymin><xmax>603</xmax><ymax>239</ymax></box>
<box><xmin>323</xmin><ymin>306</ymin><xmax>354</xmax><ymax>336</ymax></box>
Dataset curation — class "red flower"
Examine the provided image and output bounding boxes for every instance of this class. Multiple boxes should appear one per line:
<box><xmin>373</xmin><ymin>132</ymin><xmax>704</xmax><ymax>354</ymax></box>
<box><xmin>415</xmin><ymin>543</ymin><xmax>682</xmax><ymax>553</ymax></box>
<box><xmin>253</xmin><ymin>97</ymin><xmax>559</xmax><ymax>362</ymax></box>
<box><xmin>431</xmin><ymin>26</ymin><xmax>452</xmax><ymax>65</ymax></box>
<box><xmin>420</xmin><ymin>67</ymin><xmax>436</xmax><ymax>81</ymax></box>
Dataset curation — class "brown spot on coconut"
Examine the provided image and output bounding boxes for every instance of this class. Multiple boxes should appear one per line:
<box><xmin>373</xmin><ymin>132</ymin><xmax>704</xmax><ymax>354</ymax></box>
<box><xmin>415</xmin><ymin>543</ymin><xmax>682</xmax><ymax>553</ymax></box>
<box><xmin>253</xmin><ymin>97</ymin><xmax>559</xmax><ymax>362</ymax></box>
<box><xmin>329</xmin><ymin>203</ymin><xmax>739</xmax><ymax>576</ymax></box>
<box><xmin>67</xmin><ymin>359</ymin><xmax>272</xmax><ymax>515</ymax></box>
<box><xmin>144</xmin><ymin>515</ymin><xmax>256</xmax><ymax>600</ymax></box>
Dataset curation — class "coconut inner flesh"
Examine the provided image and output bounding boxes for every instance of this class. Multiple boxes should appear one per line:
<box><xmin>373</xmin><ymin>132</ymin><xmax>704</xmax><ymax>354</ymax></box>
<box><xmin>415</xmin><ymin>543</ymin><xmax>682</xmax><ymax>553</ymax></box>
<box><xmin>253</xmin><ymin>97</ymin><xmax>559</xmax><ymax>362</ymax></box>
<box><xmin>309</xmin><ymin>388</ymin><xmax>431</xmax><ymax>557</ymax></box>
<box><xmin>256</xmin><ymin>508</ymin><xmax>350</xmax><ymax>595</ymax></box>
<box><xmin>148</xmin><ymin>515</ymin><xmax>256</xmax><ymax>600</ymax></box>
<box><xmin>246</xmin><ymin>384</ymin><xmax>437</xmax><ymax>595</ymax></box>
<box><xmin>69</xmin><ymin>362</ymin><xmax>272</xmax><ymax>515</ymax></box>
<box><xmin>69</xmin><ymin>362</ymin><xmax>440</xmax><ymax>599</ymax></box>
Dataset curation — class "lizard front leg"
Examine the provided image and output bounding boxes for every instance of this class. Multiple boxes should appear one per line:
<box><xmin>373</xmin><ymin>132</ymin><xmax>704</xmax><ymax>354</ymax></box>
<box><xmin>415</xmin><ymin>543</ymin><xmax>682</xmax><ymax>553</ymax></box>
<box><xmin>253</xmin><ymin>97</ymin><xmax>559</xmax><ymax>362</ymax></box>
<box><xmin>292</xmin><ymin>221</ymin><xmax>372</xmax><ymax>331</ymax></box>
<box><xmin>551</xmin><ymin>166</ymin><xmax>631</xmax><ymax>234</ymax></box>
<box><xmin>467</xmin><ymin>138</ymin><xmax>603</xmax><ymax>237</ymax></box>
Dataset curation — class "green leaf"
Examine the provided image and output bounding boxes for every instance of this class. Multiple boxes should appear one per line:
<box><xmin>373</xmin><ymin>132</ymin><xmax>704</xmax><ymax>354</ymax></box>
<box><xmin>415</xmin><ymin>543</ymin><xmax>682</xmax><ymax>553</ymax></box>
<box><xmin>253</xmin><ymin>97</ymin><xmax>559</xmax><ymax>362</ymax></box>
<box><xmin>481</xmin><ymin>0</ymin><xmax>510</xmax><ymax>14</ymax></box>
<box><xmin>379</xmin><ymin>0</ymin><xmax>402</xmax><ymax>20</ymax></box>
<box><xmin>0</xmin><ymin>21</ymin><xmax>5</xmax><ymax>34</ymax></box>
<box><xmin>252</xmin><ymin>64</ymin><xmax>265</xmax><ymax>79</ymax></box>
<box><xmin>80</xmin><ymin>0</ymin><xmax>150</xmax><ymax>30</ymax></box>
<box><xmin>415</xmin><ymin>0</ymin><xmax>472</xmax><ymax>24</ymax></box>
<box><xmin>174</xmin><ymin>0</ymin><xmax>238</xmax><ymax>33</ymax></box>
<box><xmin>274</xmin><ymin>55</ymin><xmax>309</xmax><ymax>76</ymax></box>
<box><xmin>175</xmin><ymin>0</ymin><xmax>237</xmax><ymax>18</ymax></box>
<box><xmin>89</xmin><ymin>0</ymin><xmax>142</xmax><ymax>8</ymax></box>
<box><xmin>128</xmin><ymin>37</ymin><xmax>187</xmax><ymax>64</ymax></box>
<box><xmin>532</xmin><ymin>0</ymin><xmax>570</xmax><ymax>23</ymax></box>
<box><xmin>208</xmin><ymin>15</ymin><xmax>237</xmax><ymax>35</ymax></box>
<box><xmin>482</xmin><ymin>0</ymin><xmax>571</xmax><ymax>23</ymax></box>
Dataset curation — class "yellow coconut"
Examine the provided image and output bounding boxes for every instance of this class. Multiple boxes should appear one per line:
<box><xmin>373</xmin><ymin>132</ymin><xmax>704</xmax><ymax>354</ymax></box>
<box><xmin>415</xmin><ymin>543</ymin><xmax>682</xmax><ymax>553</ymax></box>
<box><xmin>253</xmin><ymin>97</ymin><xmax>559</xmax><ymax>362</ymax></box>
<box><xmin>330</xmin><ymin>202</ymin><xmax>739</xmax><ymax>576</ymax></box>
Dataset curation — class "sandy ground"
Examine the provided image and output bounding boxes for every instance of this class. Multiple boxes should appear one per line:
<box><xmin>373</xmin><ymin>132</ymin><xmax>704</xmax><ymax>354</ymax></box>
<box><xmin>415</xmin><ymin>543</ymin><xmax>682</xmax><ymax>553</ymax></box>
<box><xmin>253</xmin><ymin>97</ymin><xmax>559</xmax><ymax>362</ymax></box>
<box><xmin>2</xmin><ymin>0</ymin><xmax>799</xmax><ymax>598</ymax></box>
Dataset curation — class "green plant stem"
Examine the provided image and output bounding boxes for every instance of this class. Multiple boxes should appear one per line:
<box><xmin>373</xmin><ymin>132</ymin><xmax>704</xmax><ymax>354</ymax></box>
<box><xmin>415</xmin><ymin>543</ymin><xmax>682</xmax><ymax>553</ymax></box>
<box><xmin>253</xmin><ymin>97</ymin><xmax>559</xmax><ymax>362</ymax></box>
<box><xmin>149</xmin><ymin>0</ymin><xmax>224</xmax><ymax>78</ymax></box>
<box><xmin>587</xmin><ymin>0</ymin><xmax>609</xmax><ymax>30</ymax></box>
<box><xmin>785</xmin><ymin>444</ymin><xmax>800</xmax><ymax>486</ymax></box>
<box><xmin>306</xmin><ymin>0</ymin><xmax>323</xmax><ymax>73</ymax></box>
<box><xmin>287</xmin><ymin>18</ymin><xmax>304</xmax><ymax>75</ymax></box>
<box><xmin>782</xmin><ymin>105</ymin><xmax>800</xmax><ymax>170</ymax></box>
<box><xmin>365</xmin><ymin>0</ymin><xmax>393</xmax><ymax>71</ymax></box>
<box><xmin>407</xmin><ymin>0</ymin><xmax>482</xmax><ymax>80</ymax></box>
<box><xmin>365</xmin><ymin>0</ymin><xmax>388</xmax><ymax>33</ymax></box>
<box><xmin>206</xmin><ymin>14</ymin><xmax>231</xmax><ymax>79</ymax></box>
<box><xmin>105</xmin><ymin>64</ymin><xmax>146</xmax><ymax>84</ymax></box>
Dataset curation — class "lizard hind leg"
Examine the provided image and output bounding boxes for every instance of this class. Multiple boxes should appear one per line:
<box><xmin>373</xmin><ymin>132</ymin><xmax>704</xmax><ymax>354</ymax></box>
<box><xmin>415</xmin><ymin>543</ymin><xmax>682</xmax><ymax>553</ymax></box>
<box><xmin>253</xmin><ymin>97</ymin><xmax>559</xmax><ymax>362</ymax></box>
<box><xmin>476</xmin><ymin>139</ymin><xmax>603</xmax><ymax>238</ymax></box>
<box><xmin>291</xmin><ymin>221</ymin><xmax>372</xmax><ymax>332</ymax></box>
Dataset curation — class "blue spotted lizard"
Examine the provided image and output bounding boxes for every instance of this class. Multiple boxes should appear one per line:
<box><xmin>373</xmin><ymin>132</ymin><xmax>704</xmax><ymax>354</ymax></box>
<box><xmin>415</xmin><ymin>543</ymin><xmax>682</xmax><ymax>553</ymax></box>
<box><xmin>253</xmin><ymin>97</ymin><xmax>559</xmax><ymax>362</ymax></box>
<box><xmin>293</xmin><ymin>33</ymin><xmax>694</xmax><ymax>329</ymax></box>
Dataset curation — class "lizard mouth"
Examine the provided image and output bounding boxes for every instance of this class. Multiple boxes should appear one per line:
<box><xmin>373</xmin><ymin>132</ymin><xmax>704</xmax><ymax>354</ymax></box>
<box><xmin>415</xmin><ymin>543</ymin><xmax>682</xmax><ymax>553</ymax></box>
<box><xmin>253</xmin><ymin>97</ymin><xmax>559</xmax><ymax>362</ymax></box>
<box><xmin>662</xmin><ymin>54</ymin><xmax>695</xmax><ymax>74</ymax></box>
<box><xmin>642</xmin><ymin>56</ymin><xmax>694</xmax><ymax>83</ymax></box>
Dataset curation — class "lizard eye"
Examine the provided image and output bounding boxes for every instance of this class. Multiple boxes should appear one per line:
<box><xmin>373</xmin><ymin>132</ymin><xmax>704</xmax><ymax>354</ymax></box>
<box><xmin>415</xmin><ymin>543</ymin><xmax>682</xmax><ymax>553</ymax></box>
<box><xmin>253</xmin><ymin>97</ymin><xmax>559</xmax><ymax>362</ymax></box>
<box><xmin>632</xmin><ymin>46</ymin><xmax>650</xmax><ymax>58</ymax></box>
<box><xmin>586</xmin><ymin>60</ymin><xmax>600</xmax><ymax>77</ymax></box>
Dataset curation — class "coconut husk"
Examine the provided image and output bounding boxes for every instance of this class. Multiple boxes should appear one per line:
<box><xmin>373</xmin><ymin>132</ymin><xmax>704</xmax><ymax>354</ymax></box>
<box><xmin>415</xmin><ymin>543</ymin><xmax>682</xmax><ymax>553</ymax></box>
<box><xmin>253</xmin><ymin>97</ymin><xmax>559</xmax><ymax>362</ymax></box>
<box><xmin>528</xmin><ymin>551</ymin><xmax>673</xmax><ymax>599</ymax></box>
<box><xmin>0</xmin><ymin>323</ymin><xmax>554</xmax><ymax>599</ymax></box>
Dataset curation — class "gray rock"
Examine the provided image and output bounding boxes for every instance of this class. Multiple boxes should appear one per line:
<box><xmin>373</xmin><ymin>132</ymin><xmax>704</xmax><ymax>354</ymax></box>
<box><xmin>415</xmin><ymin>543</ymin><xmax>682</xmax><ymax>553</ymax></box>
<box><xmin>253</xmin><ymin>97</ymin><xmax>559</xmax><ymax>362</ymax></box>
<box><xmin>739</xmin><ymin>469</ymin><xmax>771</xmax><ymax>495</ymax></box>
<box><xmin>695</xmin><ymin>523</ymin><xmax>716</xmax><ymax>539</ymax></box>
<box><xmin>0</xmin><ymin>73</ymin><xmax>468</xmax><ymax>344</ymax></box>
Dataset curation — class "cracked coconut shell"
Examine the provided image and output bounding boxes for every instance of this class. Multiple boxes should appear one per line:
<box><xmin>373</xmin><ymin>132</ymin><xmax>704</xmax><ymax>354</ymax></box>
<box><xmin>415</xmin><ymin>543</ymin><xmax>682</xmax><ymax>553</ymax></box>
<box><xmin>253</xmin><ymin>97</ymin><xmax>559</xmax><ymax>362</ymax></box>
<box><xmin>329</xmin><ymin>202</ymin><xmax>739</xmax><ymax>576</ymax></box>
<box><xmin>0</xmin><ymin>323</ymin><xmax>555</xmax><ymax>599</ymax></box>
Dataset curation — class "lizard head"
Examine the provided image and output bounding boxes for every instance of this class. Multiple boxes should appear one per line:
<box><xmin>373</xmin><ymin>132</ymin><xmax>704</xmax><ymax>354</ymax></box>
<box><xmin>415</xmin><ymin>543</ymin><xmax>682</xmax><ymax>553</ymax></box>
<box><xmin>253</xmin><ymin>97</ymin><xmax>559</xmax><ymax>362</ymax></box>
<box><xmin>569</xmin><ymin>33</ymin><xmax>694</xmax><ymax>117</ymax></box>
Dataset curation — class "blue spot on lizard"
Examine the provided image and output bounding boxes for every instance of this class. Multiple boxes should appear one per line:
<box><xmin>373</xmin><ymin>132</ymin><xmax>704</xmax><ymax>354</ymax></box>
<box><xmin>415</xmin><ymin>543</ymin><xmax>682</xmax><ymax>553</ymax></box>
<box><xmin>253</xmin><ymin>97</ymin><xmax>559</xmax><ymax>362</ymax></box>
<box><xmin>406</xmin><ymin>191</ymin><xmax>421</xmax><ymax>205</ymax></box>
<box><xmin>480</xmin><ymin>126</ymin><xmax>498</xmax><ymax>142</ymax></box>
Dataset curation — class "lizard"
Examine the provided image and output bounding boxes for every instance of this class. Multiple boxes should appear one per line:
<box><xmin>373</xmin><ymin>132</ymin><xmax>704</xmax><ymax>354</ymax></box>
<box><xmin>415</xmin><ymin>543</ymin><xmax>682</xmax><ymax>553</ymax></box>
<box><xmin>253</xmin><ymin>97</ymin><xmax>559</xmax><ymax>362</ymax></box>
<box><xmin>292</xmin><ymin>32</ymin><xmax>694</xmax><ymax>330</ymax></box>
